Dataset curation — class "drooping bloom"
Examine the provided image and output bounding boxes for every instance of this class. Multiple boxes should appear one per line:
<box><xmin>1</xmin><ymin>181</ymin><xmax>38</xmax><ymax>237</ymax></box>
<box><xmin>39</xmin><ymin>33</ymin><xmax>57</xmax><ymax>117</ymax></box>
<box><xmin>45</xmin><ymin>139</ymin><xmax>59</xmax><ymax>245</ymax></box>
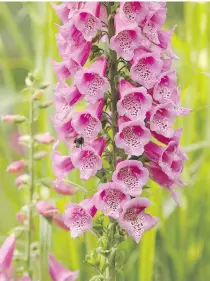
<box><xmin>0</xmin><ymin>234</ymin><xmax>16</xmax><ymax>277</ymax></box>
<box><xmin>115</xmin><ymin>120</ymin><xmax>151</xmax><ymax>156</ymax></box>
<box><xmin>52</xmin><ymin>148</ymin><xmax>74</xmax><ymax>179</ymax></box>
<box><xmin>49</xmin><ymin>254</ymin><xmax>79</xmax><ymax>281</ymax></box>
<box><xmin>94</xmin><ymin>182</ymin><xmax>129</xmax><ymax>219</ymax></box>
<box><xmin>112</xmin><ymin>160</ymin><xmax>149</xmax><ymax>196</ymax></box>
<box><xmin>144</xmin><ymin>140</ymin><xmax>188</xmax><ymax>180</ymax></box>
<box><xmin>110</xmin><ymin>13</ymin><xmax>144</xmax><ymax>61</ymax></box>
<box><xmin>130</xmin><ymin>51</ymin><xmax>163</xmax><ymax>89</ymax></box>
<box><xmin>36</xmin><ymin>201</ymin><xmax>59</xmax><ymax>217</ymax></box>
<box><xmin>52</xmin><ymin>214</ymin><xmax>70</xmax><ymax>231</ymax></box>
<box><xmin>6</xmin><ymin>160</ymin><xmax>26</xmax><ymax>174</ymax></box>
<box><xmin>53</xmin><ymin>179</ymin><xmax>76</xmax><ymax>196</ymax></box>
<box><xmin>52</xmin><ymin>116</ymin><xmax>77</xmax><ymax>143</ymax></box>
<box><xmin>74</xmin><ymin>56</ymin><xmax>109</xmax><ymax>103</ymax></box>
<box><xmin>63</xmin><ymin>199</ymin><xmax>95</xmax><ymax>238</ymax></box>
<box><xmin>117</xmin><ymin>79</ymin><xmax>152</xmax><ymax>121</ymax></box>
<box><xmin>71</xmin><ymin>137</ymin><xmax>105</xmax><ymax>180</ymax></box>
<box><xmin>119</xmin><ymin>198</ymin><xmax>158</xmax><ymax>243</ymax></box>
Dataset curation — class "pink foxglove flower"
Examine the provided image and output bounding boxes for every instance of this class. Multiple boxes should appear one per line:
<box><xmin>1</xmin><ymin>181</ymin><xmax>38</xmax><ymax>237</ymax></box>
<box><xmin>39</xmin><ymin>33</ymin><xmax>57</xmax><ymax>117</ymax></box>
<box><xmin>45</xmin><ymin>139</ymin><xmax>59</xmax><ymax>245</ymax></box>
<box><xmin>53</xmin><ymin>214</ymin><xmax>70</xmax><ymax>231</ymax></box>
<box><xmin>112</xmin><ymin>160</ymin><xmax>149</xmax><ymax>196</ymax></box>
<box><xmin>52</xmin><ymin>59</ymin><xmax>81</xmax><ymax>81</ymax></box>
<box><xmin>72</xmin><ymin>2</ymin><xmax>102</xmax><ymax>41</ymax></box>
<box><xmin>63</xmin><ymin>199</ymin><xmax>95</xmax><ymax>238</ymax></box>
<box><xmin>49</xmin><ymin>254</ymin><xmax>79</xmax><ymax>281</ymax></box>
<box><xmin>74</xmin><ymin>56</ymin><xmax>109</xmax><ymax>103</ymax></box>
<box><xmin>110</xmin><ymin>13</ymin><xmax>143</xmax><ymax>61</ymax></box>
<box><xmin>6</xmin><ymin>160</ymin><xmax>25</xmax><ymax>174</ymax></box>
<box><xmin>151</xmin><ymin>127</ymin><xmax>183</xmax><ymax>145</ymax></box>
<box><xmin>115</xmin><ymin>120</ymin><xmax>150</xmax><ymax>156</ymax></box>
<box><xmin>15</xmin><ymin>174</ymin><xmax>30</xmax><ymax>187</ymax></box>
<box><xmin>130</xmin><ymin>52</ymin><xmax>163</xmax><ymax>89</ymax></box>
<box><xmin>94</xmin><ymin>182</ymin><xmax>129</xmax><ymax>219</ymax></box>
<box><xmin>53</xmin><ymin>179</ymin><xmax>76</xmax><ymax>196</ymax></box>
<box><xmin>149</xmin><ymin>102</ymin><xmax>176</xmax><ymax>138</ymax></box>
<box><xmin>144</xmin><ymin>141</ymin><xmax>188</xmax><ymax>180</ymax></box>
<box><xmin>52</xmin><ymin>117</ymin><xmax>77</xmax><ymax>143</ymax></box>
<box><xmin>117</xmin><ymin>79</ymin><xmax>152</xmax><ymax>120</ymax></box>
<box><xmin>36</xmin><ymin>201</ymin><xmax>59</xmax><ymax>217</ymax></box>
<box><xmin>119</xmin><ymin>198</ymin><xmax>158</xmax><ymax>243</ymax></box>
<box><xmin>0</xmin><ymin>234</ymin><xmax>15</xmax><ymax>276</ymax></box>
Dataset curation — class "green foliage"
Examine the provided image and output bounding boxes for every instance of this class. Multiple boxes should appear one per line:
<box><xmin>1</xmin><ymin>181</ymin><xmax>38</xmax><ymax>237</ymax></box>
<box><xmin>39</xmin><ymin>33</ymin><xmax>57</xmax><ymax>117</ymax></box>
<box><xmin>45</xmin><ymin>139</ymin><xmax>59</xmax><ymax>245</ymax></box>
<box><xmin>0</xmin><ymin>2</ymin><xmax>210</xmax><ymax>281</ymax></box>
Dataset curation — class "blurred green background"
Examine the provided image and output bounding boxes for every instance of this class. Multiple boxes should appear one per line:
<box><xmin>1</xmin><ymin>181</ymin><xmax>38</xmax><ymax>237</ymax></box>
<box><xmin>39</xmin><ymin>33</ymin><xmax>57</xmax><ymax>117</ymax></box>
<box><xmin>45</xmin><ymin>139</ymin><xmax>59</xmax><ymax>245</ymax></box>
<box><xmin>0</xmin><ymin>2</ymin><xmax>210</xmax><ymax>281</ymax></box>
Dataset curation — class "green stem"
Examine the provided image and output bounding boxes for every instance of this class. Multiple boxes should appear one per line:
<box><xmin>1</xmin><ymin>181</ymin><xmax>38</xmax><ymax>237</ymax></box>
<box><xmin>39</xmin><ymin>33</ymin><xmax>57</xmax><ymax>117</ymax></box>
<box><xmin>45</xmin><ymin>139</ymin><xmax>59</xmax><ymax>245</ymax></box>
<box><xmin>26</xmin><ymin>95</ymin><xmax>35</xmax><ymax>276</ymax></box>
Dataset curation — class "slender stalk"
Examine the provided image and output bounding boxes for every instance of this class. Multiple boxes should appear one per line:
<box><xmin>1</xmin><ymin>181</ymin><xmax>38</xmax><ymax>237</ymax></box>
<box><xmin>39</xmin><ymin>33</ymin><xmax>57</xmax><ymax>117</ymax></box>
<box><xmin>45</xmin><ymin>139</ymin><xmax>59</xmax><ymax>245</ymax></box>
<box><xmin>26</xmin><ymin>94</ymin><xmax>35</xmax><ymax>276</ymax></box>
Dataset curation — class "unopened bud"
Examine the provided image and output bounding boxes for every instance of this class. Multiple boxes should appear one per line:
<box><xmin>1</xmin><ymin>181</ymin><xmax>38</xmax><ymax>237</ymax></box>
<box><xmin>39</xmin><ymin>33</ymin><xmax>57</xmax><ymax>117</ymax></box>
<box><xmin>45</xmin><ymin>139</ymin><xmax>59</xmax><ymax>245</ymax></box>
<box><xmin>32</xmin><ymin>90</ymin><xmax>43</xmax><ymax>100</ymax></box>
<box><xmin>39</xmin><ymin>82</ymin><xmax>50</xmax><ymax>90</ymax></box>
<box><xmin>34</xmin><ymin>151</ymin><xmax>47</xmax><ymax>160</ymax></box>
<box><xmin>1</xmin><ymin>114</ymin><xmax>26</xmax><ymax>124</ymax></box>
<box><xmin>15</xmin><ymin>174</ymin><xmax>30</xmax><ymax>186</ymax></box>
<box><xmin>7</xmin><ymin>160</ymin><xmax>26</xmax><ymax>174</ymax></box>
<box><xmin>18</xmin><ymin>135</ymin><xmax>30</xmax><ymax>145</ymax></box>
<box><xmin>35</xmin><ymin>132</ymin><xmax>55</xmax><ymax>144</ymax></box>
<box><xmin>36</xmin><ymin>200</ymin><xmax>59</xmax><ymax>217</ymax></box>
<box><xmin>39</xmin><ymin>100</ymin><xmax>52</xmax><ymax>109</ymax></box>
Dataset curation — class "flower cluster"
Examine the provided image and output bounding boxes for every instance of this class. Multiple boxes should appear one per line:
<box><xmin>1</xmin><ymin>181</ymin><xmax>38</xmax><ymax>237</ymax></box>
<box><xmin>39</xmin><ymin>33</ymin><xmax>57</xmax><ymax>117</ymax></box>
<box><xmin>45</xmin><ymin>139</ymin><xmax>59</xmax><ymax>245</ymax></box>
<box><xmin>52</xmin><ymin>2</ymin><xmax>189</xmax><ymax>245</ymax></box>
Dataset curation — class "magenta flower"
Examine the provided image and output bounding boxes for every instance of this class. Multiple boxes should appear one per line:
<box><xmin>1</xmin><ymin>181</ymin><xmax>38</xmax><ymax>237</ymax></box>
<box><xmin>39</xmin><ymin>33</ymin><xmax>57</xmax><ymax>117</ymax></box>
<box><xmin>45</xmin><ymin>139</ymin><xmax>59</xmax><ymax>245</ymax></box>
<box><xmin>53</xmin><ymin>83</ymin><xmax>82</xmax><ymax>117</ymax></box>
<box><xmin>94</xmin><ymin>182</ymin><xmax>129</xmax><ymax>219</ymax></box>
<box><xmin>0</xmin><ymin>234</ymin><xmax>15</xmax><ymax>276</ymax></box>
<box><xmin>52</xmin><ymin>3</ymin><xmax>80</xmax><ymax>23</ymax></box>
<box><xmin>71</xmin><ymin>110</ymin><xmax>102</xmax><ymax>144</ymax></box>
<box><xmin>72</xmin><ymin>2</ymin><xmax>102</xmax><ymax>41</ymax></box>
<box><xmin>130</xmin><ymin>52</ymin><xmax>163</xmax><ymax>89</ymax></box>
<box><xmin>36</xmin><ymin>200</ymin><xmax>59</xmax><ymax>217</ymax></box>
<box><xmin>145</xmin><ymin>141</ymin><xmax>188</xmax><ymax>180</ymax></box>
<box><xmin>53</xmin><ymin>179</ymin><xmax>76</xmax><ymax>196</ymax></box>
<box><xmin>71</xmin><ymin>146</ymin><xmax>102</xmax><ymax>180</ymax></box>
<box><xmin>64</xmin><ymin>199</ymin><xmax>95</xmax><ymax>238</ymax></box>
<box><xmin>110</xmin><ymin>13</ymin><xmax>143</xmax><ymax>61</ymax></box>
<box><xmin>74</xmin><ymin>56</ymin><xmax>109</xmax><ymax>103</ymax></box>
<box><xmin>151</xmin><ymin>127</ymin><xmax>183</xmax><ymax>145</ymax></box>
<box><xmin>115</xmin><ymin>120</ymin><xmax>151</xmax><ymax>156</ymax></box>
<box><xmin>6</xmin><ymin>160</ymin><xmax>25</xmax><ymax>174</ymax></box>
<box><xmin>112</xmin><ymin>160</ymin><xmax>149</xmax><ymax>196</ymax></box>
<box><xmin>52</xmin><ymin>116</ymin><xmax>77</xmax><ymax>142</ymax></box>
<box><xmin>52</xmin><ymin>144</ymin><xmax>74</xmax><ymax>179</ymax></box>
<box><xmin>117</xmin><ymin>79</ymin><xmax>152</xmax><ymax>120</ymax></box>
<box><xmin>49</xmin><ymin>254</ymin><xmax>79</xmax><ymax>281</ymax></box>
<box><xmin>52</xmin><ymin>59</ymin><xmax>81</xmax><ymax>81</ymax></box>
<box><xmin>119</xmin><ymin>198</ymin><xmax>158</xmax><ymax>243</ymax></box>
<box><xmin>150</xmin><ymin>102</ymin><xmax>176</xmax><ymax>138</ymax></box>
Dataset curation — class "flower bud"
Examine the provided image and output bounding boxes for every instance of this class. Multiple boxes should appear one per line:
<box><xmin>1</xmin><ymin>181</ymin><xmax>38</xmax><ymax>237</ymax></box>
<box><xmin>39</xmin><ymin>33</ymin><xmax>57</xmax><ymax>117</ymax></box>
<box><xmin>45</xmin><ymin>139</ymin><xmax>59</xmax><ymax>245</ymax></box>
<box><xmin>1</xmin><ymin>114</ymin><xmax>26</xmax><ymax>124</ymax></box>
<box><xmin>15</xmin><ymin>174</ymin><xmax>30</xmax><ymax>186</ymax></box>
<box><xmin>32</xmin><ymin>90</ymin><xmax>44</xmax><ymax>100</ymax></box>
<box><xmin>16</xmin><ymin>211</ymin><xmax>27</xmax><ymax>224</ymax></box>
<box><xmin>36</xmin><ymin>200</ymin><xmax>59</xmax><ymax>217</ymax></box>
<box><xmin>34</xmin><ymin>151</ymin><xmax>48</xmax><ymax>160</ymax></box>
<box><xmin>6</xmin><ymin>160</ymin><xmax>26</xmax><ymax>174</ymax></box>
<box><xmin>39</xmin><ymin>100</ymin><xmax>53</xmax><ymax>109</ymax></box>
<box><xmin>35</xmin><ymin>132</ymin><xmax>55</xmax><ymax>144</ymax></box>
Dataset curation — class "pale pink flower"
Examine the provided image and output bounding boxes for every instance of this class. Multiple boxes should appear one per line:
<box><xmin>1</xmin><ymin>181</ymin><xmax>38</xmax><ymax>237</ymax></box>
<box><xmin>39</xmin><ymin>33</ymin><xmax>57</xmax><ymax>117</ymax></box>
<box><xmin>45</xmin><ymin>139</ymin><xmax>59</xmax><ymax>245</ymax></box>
<box><xmin>51</xmin><ymin>145</ymin><xmax>74</xmax><ymax>179</ymax></box>
<box><xmin>52</xmin><ymin>59</ymin><xmax>81</xmax><ymax>81</ymax></box>
<box><xmin>6</xmin><ymin>160</ymin><xmax>25</xmax><ymax>174</ymax></box>
<box><xmin>144</xmin><ymin>141</ymin><xmax>188</xmax><ymax>180</ymax></box>
<box><xmin>151</xmin><ymin>128</ymin><xmax>183</xmax><ymax>145</ymax></box>
<box><xmin>52</xmin><ymin>214</ymin><xmax>70</xmax><ymax>232</ymax></box>
<box><xmin>110</xmin><ymin>13</ymin><xmax>144</xmax><ymax>61</ymax></box>
<box><xmin>117</xmin><ymin>79</ymin><xmax>152</xmax><ymax>121</ymax></box>
<box><xmin>153</xmin><ymin>70</ymin><xmax>178</xmax><ymax>104</ymax></box>
<box><xmin>72</xmin><ymin>2</ymin><xmax>102</xmax><ymax>41</ymax></box>
<box><xmin>119</xmin><ymin>198</ymin><xmax>158</xmax><ymax>243</ymax></box>
<box><xmin>142</xmin><ymin>8</ymin><xmax>167</xmax><ymax>44</ymax></box>
<box><xmin>52</xmin><ymin>116</ymin><xmax>77</xmax><ymax>142</ymax></box>
<box><xmin>36</xmin><ymin>200</ymin><xmax>59</xmax><ymax>217</ymax></box>
<box><xmin>1</xmin><ymin>114</ymin><xmax>26</xmax><ymax>124</ymax></box>
<box><xmin>112</xmin><ymin>160</ymin><xmax>149</xmax><ymax>196</ymax></box>
<box><xmin>115</xmin><ymin>120</ymin><xmax>151</xmax><ymax>156</ymax></box>
<box><xmin>53</xmin><ymin>179</ymin><xmax>76</xmax><ymax>196</ymax></box>
<box><xmin>16</xmin><ymin>211</ymin><xmax>27</xmax><ymax>224</ymax></box>
<box><xmin>52</xmin><ymin>3</ymin><xmax>73</xmax><ymax>23</ymax></box>
<box><xmin>130</xmin><ymin>52</ymin><xmax>163</xmax><ymax>89</ymax></box>
<box><xmin>35</xmin><ymin>132</ymin><xmax>55</xmax><ymax>145</ymax></box>
<box><xmin>94</xmin><ymin>182</ymin><xmax>129</xmax><ymax>219</ymax></box>
<box><xmin>149</xmin><ymin>102</ymin><xmax>176</xmax><ymax>138</ymax></box>
<box><xmin>74</xmin><ymin>56</ymin><xmax>109</xmax><ymax>103</ymax></box>
<box><xmin>119</xmin><ymin>2</ymin><xmax>149</xmax><ymax>27</ymax></box>
<box><xmin>63</xmin><ymin>199</ymin><xmax>95</xmax><ymax>238</ymax></box>
<box><xmin>49</xmin><ymin>254</ymin><xmax>79</xmax><ymax>281</ymax></box>
<box><xmin>0</xmin><ymin>234</ymin><xmax>15</xmax><ymax>274</ymax></box>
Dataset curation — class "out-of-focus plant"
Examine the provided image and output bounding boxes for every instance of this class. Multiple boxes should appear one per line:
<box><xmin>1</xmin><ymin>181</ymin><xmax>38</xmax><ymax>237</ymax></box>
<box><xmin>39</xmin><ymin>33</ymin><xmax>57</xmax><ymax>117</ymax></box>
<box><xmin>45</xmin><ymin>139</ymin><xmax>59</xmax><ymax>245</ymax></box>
<box><xmin>51</xmin><ymin>2</ymin><xmax>190</xmax><ymax>281</ymax></box>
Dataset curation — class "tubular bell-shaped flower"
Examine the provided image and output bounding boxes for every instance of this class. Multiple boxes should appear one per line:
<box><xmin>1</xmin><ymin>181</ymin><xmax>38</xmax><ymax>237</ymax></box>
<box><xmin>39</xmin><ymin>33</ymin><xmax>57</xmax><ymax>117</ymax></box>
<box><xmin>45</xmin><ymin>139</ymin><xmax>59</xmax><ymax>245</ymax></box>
<box><xmin>0</xmin><ymin>234</ymin><xmax>15</xmax><ymax>280</ymax></box>
<box><xmin>119</xmin><ymin>198</ymin><xmax>158</xmax><ymax>243</ymax></box>
<box><xmin>112</xmin><ymin>160</ymin><xmax>149</xmax><ymax>196</ymax></box>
